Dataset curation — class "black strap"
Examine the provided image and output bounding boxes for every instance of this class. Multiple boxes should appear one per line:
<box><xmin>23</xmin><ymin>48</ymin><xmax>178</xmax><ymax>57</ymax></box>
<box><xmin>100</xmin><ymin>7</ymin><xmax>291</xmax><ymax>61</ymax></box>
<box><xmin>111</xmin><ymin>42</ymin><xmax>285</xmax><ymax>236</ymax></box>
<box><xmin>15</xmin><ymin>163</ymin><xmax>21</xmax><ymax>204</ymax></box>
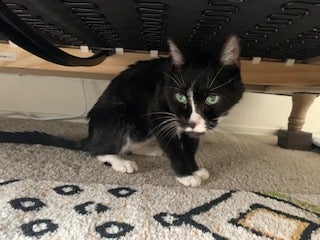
<box><xmin>0</xmin><ymin>0</ymin><xmax>111</xmax><ymax>66</ymax></box>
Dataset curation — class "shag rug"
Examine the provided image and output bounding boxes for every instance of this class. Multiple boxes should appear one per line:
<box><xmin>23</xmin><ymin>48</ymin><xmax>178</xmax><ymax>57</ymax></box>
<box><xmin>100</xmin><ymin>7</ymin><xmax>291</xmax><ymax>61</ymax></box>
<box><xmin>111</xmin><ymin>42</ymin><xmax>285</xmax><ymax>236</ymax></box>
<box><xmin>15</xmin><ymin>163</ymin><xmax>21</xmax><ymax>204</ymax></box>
<box><xmin>1</xmin><ymin>178</ymin><xmax>320</xmax><ymax>240</ymax></box>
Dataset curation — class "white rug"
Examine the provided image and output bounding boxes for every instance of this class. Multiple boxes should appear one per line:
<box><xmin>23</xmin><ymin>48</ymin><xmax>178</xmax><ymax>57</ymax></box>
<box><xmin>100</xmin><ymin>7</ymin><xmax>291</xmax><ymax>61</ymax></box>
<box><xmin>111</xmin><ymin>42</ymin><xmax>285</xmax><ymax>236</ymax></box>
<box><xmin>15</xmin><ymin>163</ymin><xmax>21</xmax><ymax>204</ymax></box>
<box><xmin>1</xmin><ymin>178</ymin><xmax>319</xmax><ymax>240</ymax></box>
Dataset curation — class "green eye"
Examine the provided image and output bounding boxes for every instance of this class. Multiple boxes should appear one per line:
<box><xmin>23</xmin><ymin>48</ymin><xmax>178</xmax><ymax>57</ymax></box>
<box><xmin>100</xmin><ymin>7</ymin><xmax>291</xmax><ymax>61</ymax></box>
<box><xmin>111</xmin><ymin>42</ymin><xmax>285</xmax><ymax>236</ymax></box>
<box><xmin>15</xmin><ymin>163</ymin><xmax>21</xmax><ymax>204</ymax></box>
<box><xmin>175</xmin><ymin>93</ymin><xmax>187</xmax><ymax>104</ymax></box>
<box><xmin>206</xmin><ymin>95</ymin><xmax>220</xmax><ymax>105</ymax></box>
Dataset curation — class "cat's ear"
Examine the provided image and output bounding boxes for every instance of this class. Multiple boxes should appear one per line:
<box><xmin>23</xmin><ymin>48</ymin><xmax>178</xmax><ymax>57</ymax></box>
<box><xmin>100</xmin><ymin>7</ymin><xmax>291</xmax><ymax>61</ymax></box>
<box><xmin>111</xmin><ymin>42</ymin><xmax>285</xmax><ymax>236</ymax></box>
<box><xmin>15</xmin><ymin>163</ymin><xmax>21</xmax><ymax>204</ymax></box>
<box><xmin>168</xmin><ymin>38</ymin><xmax>184</xmax><ymax>68</ymax></box>
<box><xmin>220</xmin><ymin>35</ymin><xmax>240</xmax><ymax>67</ymax></box>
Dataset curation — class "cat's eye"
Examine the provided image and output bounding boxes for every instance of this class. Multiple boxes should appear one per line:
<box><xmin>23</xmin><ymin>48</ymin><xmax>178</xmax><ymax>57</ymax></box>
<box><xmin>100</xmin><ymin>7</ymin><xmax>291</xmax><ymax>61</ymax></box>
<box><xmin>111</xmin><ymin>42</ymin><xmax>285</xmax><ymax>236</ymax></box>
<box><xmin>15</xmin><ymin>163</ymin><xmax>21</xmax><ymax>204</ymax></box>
<box><xmin>206</xmin><ymin>95</ymin><xmax>220</xmax><ymax>105</ymax></box>
<box><xmin>175</xmin><ymin>93</ymin><xmax>187</xmax><ymax>104</ymax></box>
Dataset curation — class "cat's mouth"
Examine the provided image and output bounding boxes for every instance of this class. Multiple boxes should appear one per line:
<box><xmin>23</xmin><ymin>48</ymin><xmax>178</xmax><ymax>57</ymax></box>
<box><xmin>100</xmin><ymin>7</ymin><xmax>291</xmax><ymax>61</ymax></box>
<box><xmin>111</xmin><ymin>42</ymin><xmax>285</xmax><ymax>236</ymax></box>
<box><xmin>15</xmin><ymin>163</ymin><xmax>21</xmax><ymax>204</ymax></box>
<box><xmin>179</xmin><ymin>115</ymin><xmax>208</xmax><ymax>137</ymax></box>
<box><xmin>181</xmin><ymin>118</ymin><xmax>218</xmax><ymax>137</ymax></box>
<box><xmin>183</xmin><ymin>125</ymin><xmax>207</xmax><ymax>137</ymax></box>
<box><xmin>184</xmin><ymin>130</ymin><xmax>206</xmax><ymax>138</ymax></box>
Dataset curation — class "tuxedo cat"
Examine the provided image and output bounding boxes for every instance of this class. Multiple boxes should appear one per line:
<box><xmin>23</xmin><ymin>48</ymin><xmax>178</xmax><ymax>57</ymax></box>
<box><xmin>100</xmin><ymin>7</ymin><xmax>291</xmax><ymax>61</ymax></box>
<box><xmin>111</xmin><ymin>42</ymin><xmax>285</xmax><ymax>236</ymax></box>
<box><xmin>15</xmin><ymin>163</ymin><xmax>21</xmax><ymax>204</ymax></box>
<box><xmin>0</xmin><ymin>35</ymin><xmax>244</xmax><ymax>187</ymax></box>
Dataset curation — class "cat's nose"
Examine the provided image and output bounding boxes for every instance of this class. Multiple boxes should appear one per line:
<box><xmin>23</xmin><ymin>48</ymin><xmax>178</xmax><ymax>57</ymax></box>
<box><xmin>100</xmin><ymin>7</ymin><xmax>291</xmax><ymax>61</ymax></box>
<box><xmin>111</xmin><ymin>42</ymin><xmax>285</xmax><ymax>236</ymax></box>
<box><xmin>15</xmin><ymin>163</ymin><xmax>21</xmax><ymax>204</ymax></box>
<box><xmin>189</xmin><ymin>121</ymin><xmax>196</xmax><ymax>128</ymax></box>
<box><xmin>189</xmin><ymin>120</ymin><xmax>198</xmax><ymax>128</ymax></box>
<box><xmin>189</xmin><ymin>113</ymin><xmax>202</xmax><ymax>128</ymax></box>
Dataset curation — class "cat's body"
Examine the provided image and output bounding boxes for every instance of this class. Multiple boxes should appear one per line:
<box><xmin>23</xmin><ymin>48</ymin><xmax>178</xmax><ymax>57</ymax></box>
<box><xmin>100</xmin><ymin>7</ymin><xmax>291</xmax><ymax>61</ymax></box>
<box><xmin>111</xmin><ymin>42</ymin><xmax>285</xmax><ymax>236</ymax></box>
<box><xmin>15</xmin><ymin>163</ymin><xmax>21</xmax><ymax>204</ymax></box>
<box><xmin>0</xmin><ymin>36</ymin><xmax>244</xmax><ymax>187</ymax></box>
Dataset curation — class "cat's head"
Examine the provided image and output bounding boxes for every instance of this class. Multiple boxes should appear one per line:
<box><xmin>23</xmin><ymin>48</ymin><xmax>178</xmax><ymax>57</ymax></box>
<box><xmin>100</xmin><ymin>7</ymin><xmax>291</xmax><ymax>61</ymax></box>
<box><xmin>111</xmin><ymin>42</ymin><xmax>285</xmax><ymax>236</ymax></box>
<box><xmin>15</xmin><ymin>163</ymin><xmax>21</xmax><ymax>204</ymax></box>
<box><xmin>163</xmin><ymin>35</ymin><xmax>244</xmax><ymax>137</ymax></box>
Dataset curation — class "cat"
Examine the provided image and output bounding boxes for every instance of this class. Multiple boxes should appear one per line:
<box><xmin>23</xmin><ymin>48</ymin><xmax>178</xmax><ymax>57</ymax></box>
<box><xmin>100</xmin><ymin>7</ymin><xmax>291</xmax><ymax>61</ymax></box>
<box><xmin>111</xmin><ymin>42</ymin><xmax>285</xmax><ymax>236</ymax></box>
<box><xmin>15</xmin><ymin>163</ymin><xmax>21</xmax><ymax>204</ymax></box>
<box><xmin>0</xmin><ymin>35</ymin><xmax>244</xmax><ymax>187</ymax></box>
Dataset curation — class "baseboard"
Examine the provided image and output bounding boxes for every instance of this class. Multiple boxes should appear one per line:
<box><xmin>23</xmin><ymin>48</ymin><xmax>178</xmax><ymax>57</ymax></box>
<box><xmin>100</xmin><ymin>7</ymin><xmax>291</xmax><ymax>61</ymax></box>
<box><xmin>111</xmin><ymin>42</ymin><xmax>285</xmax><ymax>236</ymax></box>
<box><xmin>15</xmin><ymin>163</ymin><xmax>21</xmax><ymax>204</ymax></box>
<box><xmin>0</xmin><ymin>111</ymin><xmax>88</xmax><ymax>123</ymax></box>
<box><xmin>220</xmin><ymin>125</ymin><xmax>278</xmax><ymax>136</ymax></box>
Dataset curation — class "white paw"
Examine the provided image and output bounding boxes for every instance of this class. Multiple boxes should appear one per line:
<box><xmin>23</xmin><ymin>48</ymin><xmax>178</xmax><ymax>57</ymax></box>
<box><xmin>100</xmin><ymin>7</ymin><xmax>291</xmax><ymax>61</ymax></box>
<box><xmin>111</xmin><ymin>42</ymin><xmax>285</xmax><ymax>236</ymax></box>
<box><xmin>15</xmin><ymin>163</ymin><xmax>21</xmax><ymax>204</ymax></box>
<box><xmin>112</xmin><ymin>160</ymin><xmax>138</xmax><ymax>174</ymax></box>
<box><xmin>176</xmin><ymin>168</ymin><xmax>209</xmax><ymax>187</ymax></box>
<box><xmin>176</xmin><ymin>175</ymin><xmax>202</xmax><ymax>187</ymax></box>
<box><xmin>97</xmin><ymin>155</ymin><xmax>139</xmax><ymax>174</ymax></box>
<box><xmin>193</xmin><ymin>168</ymin><xmax>209</xmax><ymax>180</ymax></box>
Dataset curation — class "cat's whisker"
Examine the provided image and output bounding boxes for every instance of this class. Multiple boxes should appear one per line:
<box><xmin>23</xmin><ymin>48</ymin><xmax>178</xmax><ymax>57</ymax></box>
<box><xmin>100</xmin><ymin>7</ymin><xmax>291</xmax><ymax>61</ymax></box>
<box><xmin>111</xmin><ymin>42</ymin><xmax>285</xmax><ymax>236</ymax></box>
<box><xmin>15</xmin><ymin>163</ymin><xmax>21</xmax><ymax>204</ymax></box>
<box><xmin>151</xmin><ymin>118</ymin><xmax>176</xmax><ymax>129</ymax></box>
<box><xmin>208</xmin><ymin>66</ymin><xmax>224</xmax><ymax>89</ymax></box>
<box><xmin>178</xmin><ymin>71</ymin><xmax>186</xmax><ymax>86</ymax></box>
<box><xmin>206</xmin><ymin>76</ymin><xmax>212</xmax><ymax>90</ymax></box>
<box><xmin>166</xmin><ymin>124</ymin><xmax>180</xmax><ymax>143</ymax></box>
<box><xmin>211</xmin><ymin>117</ymin><xmax>220</xmax><ymax>121</ymax></box>
<box><xmin>163</xmin><ymin>123</ymin><xmax>179</xmax><ymax>143</ymax></box>
<box><xmin>220</xmin><ymin>95</ymin><xmax>232</xmax><ymax>104</ymax></box>
<box><xmin>158</xmin><ymin>122</ymin><xmax>177</xmax><ymax>138</ymax></box>
<box><xmin>165</xmin><ymin>86</ymin><xmax>183</xmax><ymax>91</ymax></box>
<box><xmin>212</xmin><ymin>126</ymin><xmax>244</xmax><ymax>152</ymax></box>
<box><xmin>150</xmin><ymin>117</ymin><xmax>179</xmax><ymax>130</ymax></box>
<box><xmin>206</xmin><ymin>118</ymin><xmax>219</xmax><ymax>127</ymax></box>
<box><xmin>163</xmin><ymin>72</ymin><xmax>183</xmax><ymax>88</ymax></box>
<box><xmin>152</xmin><ymin>120</ymin><xmax>179</xmax><ymax>143</ymax></box>
<box><xmin>215</xmin><ymin>126</ymin><xmax>229</xmax><ymax>133</ymax></box>
<box><xmin>210</xmin><ymin>127</ymin><xmax>233</xmax><ymax>141</ymax></box>
<box><xmin>150</xmin><ymin>118</ymin><xmax>178</xmax><ymax>136</ymax></box>
<box><xmin>213</xmin><ymin>128</ymin><xmax>228</xmax><ymax>136</ymax></box>
<box><xmin>143</xmin><ymin>111</ymin><xmax>177</xmax><ymax>117</ymax></box>
<box><xmin>150</xmin><ymin>116</ymin><xmax>178</xmax><ymax>121</ymax></box>
<box><xmin>170</xmin><ymin>69</ymin><xmax>184</xmax><ymax>87</ymax></box>
<box><xmin>152</xmin><ymin>114</ymin><xmax>179</xmax><ymax>121</ymax></box>
<box><xmin>139</xmin><ymin>111</ymin><xmax>176</xmax><ymax>120</ymax></box>
<box><xmin>209</xmin><ymin>77</ymin><xmax>236</xmax><ymax>92</ymax></box>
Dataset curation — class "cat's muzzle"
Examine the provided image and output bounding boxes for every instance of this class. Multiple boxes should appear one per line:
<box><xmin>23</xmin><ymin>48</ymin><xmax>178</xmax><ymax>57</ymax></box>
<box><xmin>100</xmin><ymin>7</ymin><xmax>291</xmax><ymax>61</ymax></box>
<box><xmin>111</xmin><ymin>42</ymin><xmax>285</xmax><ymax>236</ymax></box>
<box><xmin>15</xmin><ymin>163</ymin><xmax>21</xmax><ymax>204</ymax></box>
<box><xmin>184</xmin><ymin>131</ymin><xmax>206</xmax><ymax>138</ymax></box>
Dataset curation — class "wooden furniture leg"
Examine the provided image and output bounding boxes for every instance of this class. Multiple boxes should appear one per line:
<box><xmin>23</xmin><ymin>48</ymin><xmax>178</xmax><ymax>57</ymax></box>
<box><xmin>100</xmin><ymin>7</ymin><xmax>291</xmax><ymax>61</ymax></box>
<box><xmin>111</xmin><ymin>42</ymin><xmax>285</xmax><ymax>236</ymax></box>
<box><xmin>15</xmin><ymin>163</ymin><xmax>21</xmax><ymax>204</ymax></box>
<box><xmin>278</xmin><ymin>93</ymin><xmax>317</xmax><ymax>150</ymax></box>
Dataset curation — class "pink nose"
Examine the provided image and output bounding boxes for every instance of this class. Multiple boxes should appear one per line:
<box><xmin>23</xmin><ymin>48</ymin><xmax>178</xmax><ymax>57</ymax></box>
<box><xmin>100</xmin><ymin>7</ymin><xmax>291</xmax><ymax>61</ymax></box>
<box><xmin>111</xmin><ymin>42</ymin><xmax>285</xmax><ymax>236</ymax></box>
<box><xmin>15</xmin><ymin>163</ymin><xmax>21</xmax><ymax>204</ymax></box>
<box><xmin>189</xmin><ymin>113</ymin><xmax>202</xmax><ymax>128</ymax></box>
<box><xmin>189</xmin><ymin>120</ymin><xmax>199</xmax><ymax>128</ymax></box>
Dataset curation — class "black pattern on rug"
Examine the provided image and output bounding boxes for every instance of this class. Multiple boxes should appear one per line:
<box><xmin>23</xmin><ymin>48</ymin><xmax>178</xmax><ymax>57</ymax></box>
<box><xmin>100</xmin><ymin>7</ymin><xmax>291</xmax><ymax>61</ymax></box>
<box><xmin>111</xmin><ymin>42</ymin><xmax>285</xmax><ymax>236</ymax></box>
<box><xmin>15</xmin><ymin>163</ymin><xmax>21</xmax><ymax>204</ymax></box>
<box><xmin>1</xmin><ymin>179</ymin><xmax>319</xmax><ymax>239</ymax></box>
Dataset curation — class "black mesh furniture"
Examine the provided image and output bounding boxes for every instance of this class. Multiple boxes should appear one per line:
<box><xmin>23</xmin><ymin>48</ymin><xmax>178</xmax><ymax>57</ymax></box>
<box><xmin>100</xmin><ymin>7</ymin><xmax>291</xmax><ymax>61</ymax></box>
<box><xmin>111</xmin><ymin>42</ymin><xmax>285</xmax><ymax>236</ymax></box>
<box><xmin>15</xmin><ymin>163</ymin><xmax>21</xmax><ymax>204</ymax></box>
<box><xmin>0</xmin><ymin>0</ymin><xmax>319</xmax><ymax>149</ymax></box>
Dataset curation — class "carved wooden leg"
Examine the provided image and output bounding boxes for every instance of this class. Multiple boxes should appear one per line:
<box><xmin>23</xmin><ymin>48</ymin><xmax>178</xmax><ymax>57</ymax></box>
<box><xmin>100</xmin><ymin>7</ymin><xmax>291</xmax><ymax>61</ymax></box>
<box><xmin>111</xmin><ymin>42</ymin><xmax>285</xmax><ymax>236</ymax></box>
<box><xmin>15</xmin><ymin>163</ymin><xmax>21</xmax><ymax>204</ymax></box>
<box><xmin>278</xmin><ymin>93</ymin><xmax>316</xmax><ymax>150</ymax></box>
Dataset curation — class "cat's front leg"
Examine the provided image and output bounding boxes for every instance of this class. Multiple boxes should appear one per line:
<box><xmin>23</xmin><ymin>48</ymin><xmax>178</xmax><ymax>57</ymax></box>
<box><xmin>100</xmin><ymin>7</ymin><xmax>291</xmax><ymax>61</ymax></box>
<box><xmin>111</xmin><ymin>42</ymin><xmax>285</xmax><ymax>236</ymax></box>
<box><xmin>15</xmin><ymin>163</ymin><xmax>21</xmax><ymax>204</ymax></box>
<box><xmin>156</xmin><ymin>135</ymin><xmax>208</xmax><ymax>187</ymax></box>
<box><xmin>176</xmin><ymin>134</ymin><xmax>209</xmax><ymax>187</ymax></box>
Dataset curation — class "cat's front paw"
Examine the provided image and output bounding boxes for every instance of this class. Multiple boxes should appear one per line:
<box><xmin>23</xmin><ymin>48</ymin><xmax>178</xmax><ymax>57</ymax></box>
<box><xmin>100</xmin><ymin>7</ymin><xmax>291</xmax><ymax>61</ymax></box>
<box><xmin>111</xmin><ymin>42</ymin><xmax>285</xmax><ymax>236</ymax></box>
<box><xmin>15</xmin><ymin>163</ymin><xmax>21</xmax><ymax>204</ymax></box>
<box><xmin>112</xmin><ymin>160</ymin><xmax>138</xmax><ymax>174</ymax></box>
<box><xmin>97</xmin><ymin>155</ymin><xmax>138</xmax><ymax>174</ymax></box>
<box><xmin>193</xmin><ymin>168</ymin><xmax>210</xmax><ymax>180</ymax></box>
<box><xmin>176</xmin><ymin>175</ymin><xmax>202</xmax><ymax>187</ymax></box>
<box><xmin>176</xmin><ymin>168</ymin><xmax>210</xmax><ymax>187</ymax></box>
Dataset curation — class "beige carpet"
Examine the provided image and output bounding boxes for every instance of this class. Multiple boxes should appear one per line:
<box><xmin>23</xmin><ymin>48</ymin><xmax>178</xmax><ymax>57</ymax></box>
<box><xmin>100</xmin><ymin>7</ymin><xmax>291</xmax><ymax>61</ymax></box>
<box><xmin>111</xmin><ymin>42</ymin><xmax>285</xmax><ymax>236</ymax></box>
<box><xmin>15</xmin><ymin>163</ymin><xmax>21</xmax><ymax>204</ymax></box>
<box><xmin>0</xmin><ymin>117</ymin><xmax>319</xmax><ymax>194</ymax></box>
<box><xmin>0</xmin><ymin>117</ymin><xmax>320</xmax><ymax>239</ymax></box>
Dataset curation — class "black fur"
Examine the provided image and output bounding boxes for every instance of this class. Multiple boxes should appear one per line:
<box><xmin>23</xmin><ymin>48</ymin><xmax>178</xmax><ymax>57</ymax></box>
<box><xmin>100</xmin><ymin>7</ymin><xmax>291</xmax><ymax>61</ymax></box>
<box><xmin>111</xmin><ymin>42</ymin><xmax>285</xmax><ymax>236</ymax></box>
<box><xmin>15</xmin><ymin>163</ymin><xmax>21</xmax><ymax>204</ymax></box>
<box><xmin>0</xmin><ymin>131</ymin><xmax>87</xmax><ymax>151</ymax></box>
<box><xmin>0</xmin><ymin>36</ymin><xmax>244</xmax><ymax>178</ymax></box>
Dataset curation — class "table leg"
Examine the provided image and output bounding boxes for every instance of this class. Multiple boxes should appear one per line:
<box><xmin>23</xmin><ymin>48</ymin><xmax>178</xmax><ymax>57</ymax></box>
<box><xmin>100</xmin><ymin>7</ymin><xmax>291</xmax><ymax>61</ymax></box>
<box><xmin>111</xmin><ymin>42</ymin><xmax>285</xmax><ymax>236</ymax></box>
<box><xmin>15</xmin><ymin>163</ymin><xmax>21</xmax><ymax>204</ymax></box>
<box><xmin>278</xmin><ymin>93</ymin><xmax>317</xmax><ymax>150</ymax></box>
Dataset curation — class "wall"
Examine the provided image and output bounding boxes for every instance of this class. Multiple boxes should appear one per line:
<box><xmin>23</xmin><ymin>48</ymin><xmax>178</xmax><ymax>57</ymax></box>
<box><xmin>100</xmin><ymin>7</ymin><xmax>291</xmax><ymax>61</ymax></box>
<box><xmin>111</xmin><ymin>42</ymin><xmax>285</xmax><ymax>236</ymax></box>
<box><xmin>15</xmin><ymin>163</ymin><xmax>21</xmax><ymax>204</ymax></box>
<box><xmin>0</xmin><ymin>72</ymin><xmax>319</xmax><ymax>135</ymax></box>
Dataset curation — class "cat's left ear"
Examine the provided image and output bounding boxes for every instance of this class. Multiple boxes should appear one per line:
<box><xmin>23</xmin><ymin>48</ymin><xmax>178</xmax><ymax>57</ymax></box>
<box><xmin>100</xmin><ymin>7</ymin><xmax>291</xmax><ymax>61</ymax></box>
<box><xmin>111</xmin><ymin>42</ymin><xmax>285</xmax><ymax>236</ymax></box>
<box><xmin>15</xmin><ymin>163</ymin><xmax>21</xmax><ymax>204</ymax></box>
<box><xmin>220</xmin><ymin>35</ymin><xmax>240</xmax><ymax>67</ymax></box>
<box><xmin>168</xmin><ymin>38</ymin><xmax>184</xmax><ymax>68</ymax></box>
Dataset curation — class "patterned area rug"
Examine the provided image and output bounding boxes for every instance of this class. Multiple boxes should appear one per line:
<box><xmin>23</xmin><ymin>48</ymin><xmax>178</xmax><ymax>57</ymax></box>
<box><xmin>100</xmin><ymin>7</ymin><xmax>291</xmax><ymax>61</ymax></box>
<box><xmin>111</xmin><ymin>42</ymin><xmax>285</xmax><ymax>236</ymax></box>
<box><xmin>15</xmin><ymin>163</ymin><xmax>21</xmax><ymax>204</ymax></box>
<box><xmin>1</xmin><ymin>179</ymin><xmax>320</xmax><ymax>240</ymax></box>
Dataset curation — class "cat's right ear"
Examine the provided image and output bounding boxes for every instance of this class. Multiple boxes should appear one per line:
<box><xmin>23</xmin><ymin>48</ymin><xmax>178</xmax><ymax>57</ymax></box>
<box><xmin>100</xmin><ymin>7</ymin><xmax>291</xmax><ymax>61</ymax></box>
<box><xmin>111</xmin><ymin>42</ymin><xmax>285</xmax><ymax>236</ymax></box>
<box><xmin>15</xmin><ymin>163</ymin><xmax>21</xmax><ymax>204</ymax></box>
<box><xmin>168</xmin><ymin>38</ymin><xmax>184</xmax><ymax>69</ymax></box>
<box><xmin>220</xmin><ymin>35</ymin><xmax>240</xmax><ymax>67</ymax></box>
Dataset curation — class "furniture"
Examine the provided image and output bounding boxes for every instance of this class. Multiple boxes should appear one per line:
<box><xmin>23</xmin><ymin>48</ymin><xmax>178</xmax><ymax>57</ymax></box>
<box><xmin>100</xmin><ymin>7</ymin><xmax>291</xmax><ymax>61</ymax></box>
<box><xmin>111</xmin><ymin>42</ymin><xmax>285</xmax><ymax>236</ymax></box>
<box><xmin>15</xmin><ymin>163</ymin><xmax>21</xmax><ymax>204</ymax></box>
<box><xmin>0</xmin><ymin>0</ymin><xmax>319</xmax><ymax>149</ymax></box>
